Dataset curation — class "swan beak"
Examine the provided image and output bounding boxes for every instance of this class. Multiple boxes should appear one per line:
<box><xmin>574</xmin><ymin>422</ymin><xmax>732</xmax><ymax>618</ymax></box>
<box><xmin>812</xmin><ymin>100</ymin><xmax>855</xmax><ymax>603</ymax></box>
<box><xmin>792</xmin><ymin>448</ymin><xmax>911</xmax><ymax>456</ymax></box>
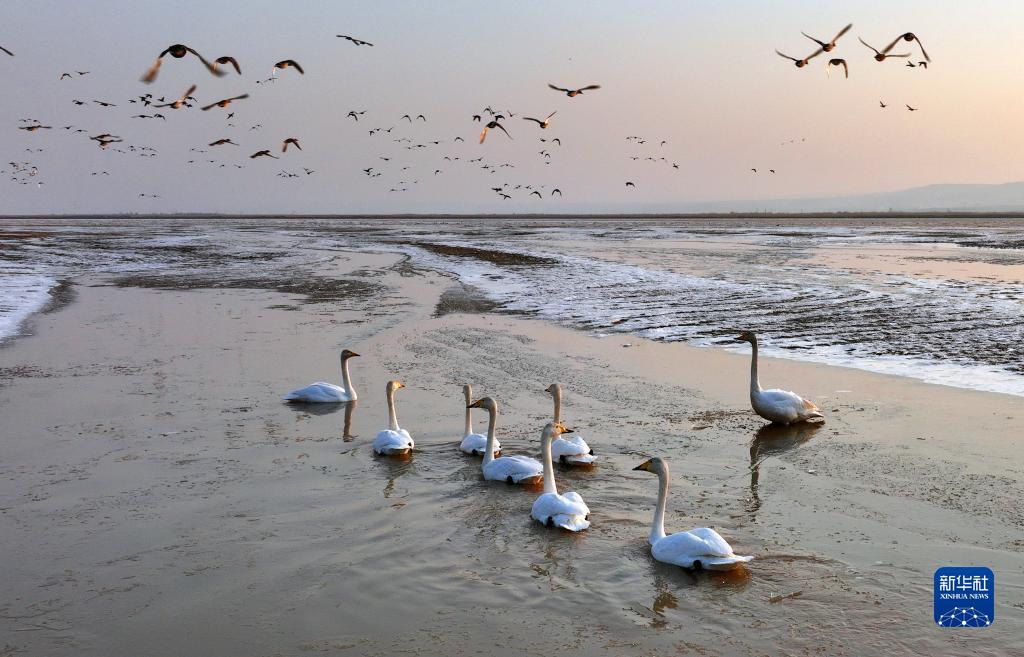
<box><xmin>633</xmin><ymin>460</ymin><xmax>651</xmax><ymax>471</ymax></box>
<box><xmin>348</xmin><ymin>351</ymin><xmax>360</xmax><ymax>357</ymax></box>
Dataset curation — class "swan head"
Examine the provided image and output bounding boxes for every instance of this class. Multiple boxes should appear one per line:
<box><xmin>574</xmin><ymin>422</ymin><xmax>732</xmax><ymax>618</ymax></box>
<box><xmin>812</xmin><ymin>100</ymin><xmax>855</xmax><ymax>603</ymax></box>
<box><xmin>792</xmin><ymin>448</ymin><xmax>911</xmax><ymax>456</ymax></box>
<box><xmin>386</xmin><ymin>380</ymin><xmax>405</xmax><ymax>394</ymax></box>
<box><xmin>467</xmin><ymin>396</ymin><xmax>497</xmax><ymax>412</ymax></box>
<box><xmin>341</xmin><ymin>349</ymin><xmax>360</xmax><ymax>360</ymax></box>
<box><xmin>541</xmin><ymin>421</ymin><xmax>573</xmax><ymax>447</ymax></box>
<box><xmin>544</xmin><ymin>383</ymin><xmax>561</xmax><ymax>396</ymax></box>
<box><xmin>734</xmin><ymin>331</ymin><xmax>756</xmax><ymax>344</ymax></box>
<box><xmin>633</xmin><ymin>456</ymin><xmax>668</xmax><ymax>476</ymax></box>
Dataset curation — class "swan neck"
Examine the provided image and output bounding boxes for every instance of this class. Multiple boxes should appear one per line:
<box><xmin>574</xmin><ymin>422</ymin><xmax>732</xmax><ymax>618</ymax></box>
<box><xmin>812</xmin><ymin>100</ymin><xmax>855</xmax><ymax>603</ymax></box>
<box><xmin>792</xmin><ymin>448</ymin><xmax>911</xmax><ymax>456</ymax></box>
<box><xmin>551</xmin><ymin>387</ymin><xmax>561</xmax><ymax>424</ymax></box>
<box><xmin>386</xmin><ymin>387</ymin><xmax>399</xmax><ymax>431</ymax></box>
<box><xmin>749</xmin><ymin>337</ymin><xmax>762</xmax><ymax>393</ymax></box>
<box><xmin>651</xmin><ymin>467</ymin><xmax>669</xmax><ymax>544</ymax></box>
<box><xmin>541</xmin><ymin>432</ymin><xmax>557</xmax><ymax>494</ymax></box>
<box><xmin>341</xmin><ymin>357</ymin><xmax>355</xmax><ymax>396</ymax></box>
<box><xmin>463</xmin><ymin>386</ymin><xmax>473</xmax><ymax>435</ymax></box>
<box><xmin>482</xmin><ymin>405</ymin><xmax>497</xmax><ymax>465</ymax></box>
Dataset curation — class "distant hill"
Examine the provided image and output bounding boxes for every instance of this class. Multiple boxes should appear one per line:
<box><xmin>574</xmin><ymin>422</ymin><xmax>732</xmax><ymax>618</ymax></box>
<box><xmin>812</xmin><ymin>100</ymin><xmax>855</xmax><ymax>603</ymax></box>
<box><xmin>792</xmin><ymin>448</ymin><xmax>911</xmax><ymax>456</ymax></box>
<box><xmin>673</xmin><ymin>182</ymin><xmax>1024</xmax><ymax>214</ymax></box>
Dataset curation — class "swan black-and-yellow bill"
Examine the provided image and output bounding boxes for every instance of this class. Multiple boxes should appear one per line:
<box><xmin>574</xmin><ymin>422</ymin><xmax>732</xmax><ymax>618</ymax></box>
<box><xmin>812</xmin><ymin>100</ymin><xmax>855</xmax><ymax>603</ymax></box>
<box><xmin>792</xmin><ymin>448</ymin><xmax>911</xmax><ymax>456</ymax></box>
<box><xmin>532</xmin><ymin>422</ymin><xmax>590</xmax><ymax>531</ymax></box>
<box><xmin>735</xmin><ymin>331</ymin><xmax>824</xmax><ymax>424</ymax></box>
<box><xmin>634</xmin><ymin>457</ymin><xmax>752</xmax><ymax>570</ymax></box>
<box><xmin>283</xmin><ymin>349</ymin><xmax>359</xmax><ymax>403</ymax></box>
<box><xmin>468</xmin><ymin>397</ymin><xmax>543</xmax><ymax>484</ymax></box>
<box><xmin>459</xmin><ymin>384</ymin><xmax>499</xmax><ymax>456</ymax></box>
<box><xmin>373</xmin><ymin>380</ymin><xmax>414</xmax><ymax>455</ymax></box>
<box><xmin>545</xmin><ymin>383</ymin><xmax>596</xmax><ymax>465</ymax></box>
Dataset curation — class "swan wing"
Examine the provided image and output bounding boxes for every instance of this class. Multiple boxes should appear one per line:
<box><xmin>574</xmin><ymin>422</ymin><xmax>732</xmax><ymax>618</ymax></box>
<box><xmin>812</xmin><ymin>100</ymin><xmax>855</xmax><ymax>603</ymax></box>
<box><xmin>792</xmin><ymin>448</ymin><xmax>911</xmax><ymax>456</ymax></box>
<box><xmin>483</xmin><ymin>455</ymin><xmax>542</xmax><ymax>482</ymax></box>
<box><xmin>532</xmin><ymin>492</ymin><xmax>590</xmax><ymax>531</ymax></box>
<box><xmin>551</xmin><ymin>436</ymin><xmax>597</xmax><ymax>463</ymax></box>
<box><xmin>283</xmin><ymin>382</ymin><xmax>350</xmax><ymax>402</ymax></box>
<box><xmin>459</xmin><ymin>432</ymin><xmax>500</xmax><ymax>455</ymax></box>
<box><xmin>373</xmin><ymin>429</ymin><xmax>414</xmax><ymax>454</ymax></box>
<box><xmin>652</xmin><ymin>527</ymin><xmax>751</xmax><ymax>567</ymax></box>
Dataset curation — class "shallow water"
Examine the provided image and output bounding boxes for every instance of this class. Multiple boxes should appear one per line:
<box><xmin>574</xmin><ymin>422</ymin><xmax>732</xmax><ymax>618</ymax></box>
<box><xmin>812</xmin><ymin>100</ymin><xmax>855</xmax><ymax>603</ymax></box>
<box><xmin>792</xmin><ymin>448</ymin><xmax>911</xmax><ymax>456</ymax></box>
<box><xmin>2</xmin><ymin>216</ymin><xmax>1022</xmax><ymax>395</ymax></box>
<box><xmin>1</xmin><ymin>225</ymin><xmax>1021</xmax><ymax>656</ymax></box>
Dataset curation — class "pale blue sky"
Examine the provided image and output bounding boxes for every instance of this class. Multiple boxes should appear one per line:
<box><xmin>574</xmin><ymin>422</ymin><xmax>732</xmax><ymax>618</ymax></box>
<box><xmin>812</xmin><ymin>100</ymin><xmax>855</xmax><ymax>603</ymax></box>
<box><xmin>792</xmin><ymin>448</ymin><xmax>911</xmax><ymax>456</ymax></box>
<box><xmin>3</xmin><ymin>1</ymin><xmax>1022</xmax><ymax>213</ymax></box>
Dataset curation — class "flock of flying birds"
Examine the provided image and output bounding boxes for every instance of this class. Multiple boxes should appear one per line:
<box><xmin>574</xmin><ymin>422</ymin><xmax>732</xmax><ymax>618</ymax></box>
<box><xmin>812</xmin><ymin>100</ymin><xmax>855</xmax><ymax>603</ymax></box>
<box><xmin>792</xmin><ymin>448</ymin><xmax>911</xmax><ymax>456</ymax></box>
<box><xmin>776</xmin><ymin>24</ymin><xmax>929</xmax><ymax>78</ymax></box>
<box><xmin>3</xmin><ymin>23</ymin><xmax>930</xmax><ymax>197</ymax></box>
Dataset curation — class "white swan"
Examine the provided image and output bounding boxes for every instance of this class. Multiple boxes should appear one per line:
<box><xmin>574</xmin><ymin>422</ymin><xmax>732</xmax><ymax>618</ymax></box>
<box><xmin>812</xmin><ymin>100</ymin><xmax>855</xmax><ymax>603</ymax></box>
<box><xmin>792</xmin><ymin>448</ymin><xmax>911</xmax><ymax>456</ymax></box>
<box><xmin>468</xmin><ymin>397</ymin><xmax>543</xmax><ymax>485</ymax></box>
<box><xmin>459</xmin><ymin>384</ymin><xmax>500</xmax><ymax>456</ymax></box>
<box><xmin>532</xmin><ymin>422</ymin><xmax>590</xmax><ymax>531</ymax></box>
<box><xmin>634</xmin><ymin>457</ymin><xmax>752</xmax><ymax>570</ymax></box>
<box><xmin>545</xmin><ymin>383</ymin><xmax>596</xmax><ymax>465</ymax></box>
<box><xmin>283</xmin><ymin>349</ymin><xmax>359</xmax><ymax>402</ymax></box>
<box><xmin>735</xmin><ymin>332</ymin><xmax>823</xmax><ymax>424</ymax></box>
<box><xmin>372</xmin><ymin>380</ymin><xmax>414</xmax><ymax>455</ymax></box>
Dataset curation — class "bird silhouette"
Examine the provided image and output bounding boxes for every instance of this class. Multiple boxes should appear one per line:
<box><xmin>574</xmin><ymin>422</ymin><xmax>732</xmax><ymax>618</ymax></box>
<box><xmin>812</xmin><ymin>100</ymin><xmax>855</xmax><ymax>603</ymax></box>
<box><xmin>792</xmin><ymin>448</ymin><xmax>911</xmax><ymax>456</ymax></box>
<box><xmin>272</xmin><ymin>59</ymin><xmax>304</xmax><ymax>75</ymax></box>
<box><xmin>141</xmin><ymin>44</ymin><xmax>224</xmax><ymax>83</ymax></box>
<box><xmin>337</xmin><ymin>35</ymin><xmax>373</xmax><ymax>46</ymax></box>
<box><xmin>250</xmin><ymin>150</ymin><xmax>279</xmax><ymax>159</ymax></box>
<box><xmin>884</xmin><ymin>32</ymin><xmax>930</xmax><ymax>62</ymax></box>
<box><xmin>859</xmin><ymin>37</ymin><xmax>910</xmax><ymax>62</ymax></box>
<box><xmin>802</xmin><ymin>23</ymin><xmax>852</xmax><ymax>52</ymax></box>
<box><xmin>214</xmin><ymin>56</ymin><xmax>242</xmax><ymax>75</ymax></box>
<box><xmin>479</xmin><ymin>120</ymin><xmax>511</xmax><ymax>144</ymax></box>
<box><xmin>201</xmin><ymin>94</ymin><xmax>249</xmax><ymax>111</ymax></box>
<box><xmin>523</xmin><ymin>111</ymin><xmax>556</xmax><ymax>129</ymax></box>
<box><xmin>155</xmin><ymin>84</ymin><xmax>197</xmax><ymax>109</ymax></box>
<box><xmin>282</xmin><ymin>137</ymin><xmax>301</xmax><ymax>152</ymax></box>
<box><xmin>548</xmin><ymin>83</ymin><xmax>601</xmax><ymax>97</ymax></box>
<box><xmin>776</xmin><ymin>48</ymin><xmax>823</xmax><ymax>67</ymax></box>
<box><xmin>825</xmin><ymin>58</ymin><xmax>848</xmax><ymax>78</ymax></box>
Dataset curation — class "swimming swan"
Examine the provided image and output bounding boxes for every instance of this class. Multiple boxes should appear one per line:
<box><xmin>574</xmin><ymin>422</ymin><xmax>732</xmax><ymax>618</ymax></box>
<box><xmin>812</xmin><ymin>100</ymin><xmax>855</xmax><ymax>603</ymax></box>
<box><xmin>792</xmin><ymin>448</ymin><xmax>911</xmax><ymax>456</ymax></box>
<box><xmin>532</xmin><ymin>422</ymin><xmax>590</xmax><ymax>531</ymax></box>
<box><xmin>283</xmin><ymin>349</ymin><xmax>359</xmax><ymax>402</ymax></box>
<box><xmin>634</xmin><ymin>457</ymin><xmax>752</xmax><ymax>570</ymax></box>
<box><xmin>459</xmin><ymin>384</ymin><xmax>499</xmax><ymax>456</ymax></box>
<box><xmin>372</xmin><ymin>380</ymin><xmax>414</xmax><ymax>455</ymax></box>
<box><xmin>468</xmin><ymin>397</ymin><xmax>543</xmax><ymax>485</ymax></box>
<box><xmin>545</xmin><ymin>383</ymin><xmax>596</xmax><ymax>464</ymax></box>
<box><xmin>735</xmin><ymin>332</ymin><xmax>823</xmax><ymax>424</ymax></box>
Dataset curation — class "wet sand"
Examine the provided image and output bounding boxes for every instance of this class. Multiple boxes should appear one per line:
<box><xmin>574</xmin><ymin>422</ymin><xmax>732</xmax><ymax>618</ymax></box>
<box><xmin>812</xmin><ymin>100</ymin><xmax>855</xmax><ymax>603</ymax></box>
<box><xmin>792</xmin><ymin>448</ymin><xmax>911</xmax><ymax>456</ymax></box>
<box><xmin>1</xmin><ymin>250</ymin><xmax>1021</xmax><ymax>656</ymax></box>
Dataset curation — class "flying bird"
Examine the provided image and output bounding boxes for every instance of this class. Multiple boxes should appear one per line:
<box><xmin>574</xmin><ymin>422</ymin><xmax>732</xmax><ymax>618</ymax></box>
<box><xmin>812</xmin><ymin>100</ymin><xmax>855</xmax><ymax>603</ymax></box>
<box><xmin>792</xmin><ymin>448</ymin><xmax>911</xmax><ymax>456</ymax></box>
<box><xmin>214</xmin><ymin>56</ymin><xmax>242</xmax><ymax>75</ymax></box>
<box><xmin>18</xmin><ymin>125</ymin><xmax>51</xmax><ymax>132</ymax></box>
<box><xmin>879</xmin><ymin>100</ymin><xmax>887</xmax><ymax>108</ymax></box>
<box><xmin>272</xmin><ymin>59</ymin><xmax>304</xmax><ymax>75</ymax></box>
<box><xmin>141</xmin><ymin>44</ymin><xmax>224</xmax><ymax>83</ymax></box>
<box><xmin>479</xmin><ymin>120</ymin><xmax>511</xmax><ymax>144</ymax></box>
<box><xmin>523</xmin><ymin>111</ymin><xmax>556</xmax><ymax>129</ymax></box>
<box><xmin>906</xmin><ymin>104</ymin><xmax>918</xmax><ymax>111</ymax></box>
<box><xmin>801</xmin><ymin>23</ymin><xmax>852</xmax><ymax>52</ymax></box>
<box><xmin>201</xmin><ymin>94</ymin><xmax>249</xmax><ymax>111</ymax></box>
<box><xmin>282</xmin><ymin>137</ymin><xmax>301</xmax><ymax>152</ymax></box>
<box><xmin>825</xmin><ymin>58</ymin><xmax>848</xmax><ymax>78</ymax></box>
<box><xmin>884</xmin><ymin>32</ymin><xmax>930</xmax><ymax>62</ymax></box>
<box><xmin>209</xmin><ymin>138</ymin><xmax>238</xmax><ymax>146</ymax></box>
<box><xmin>548</xmin><ymin>83</ymin><xmax>600</xmax><ymax>97</ymax></box>
<box><xmin>859</xmin><ymin>37</ymin><xmax>910</xmax><ymax>62</ymax></box>
<box><xmin>337</xmin><ymin>35</ymin><xmax>373</xmax><ymax>46</ymax></box>
<box><xmin>775</xmin><ymin>48</ymin><xmax>823</xmax><ymax>67</ymax></box>
<box><xmin>250</xmin><ymin>150</ymin><xmax>279</xmax><ymax>159</ymax></box>
<box><xmin>0</xmin><ymin>45</ymin><xmax>13</xmax><ymax>56</ymax></box>
<box><xmin>625</xmin><ymin>181</ymin><xmax>635</xmax><ymax>187</ymax></box>
<box><xmin>551</xmin><ymin>188</ymin><xmax>562</xmax><ymax>197</ymax></box>
<box><xmin>155</xmin><ymin>84</ymin><xmax>197</xmax><ymax>109</ymax></box>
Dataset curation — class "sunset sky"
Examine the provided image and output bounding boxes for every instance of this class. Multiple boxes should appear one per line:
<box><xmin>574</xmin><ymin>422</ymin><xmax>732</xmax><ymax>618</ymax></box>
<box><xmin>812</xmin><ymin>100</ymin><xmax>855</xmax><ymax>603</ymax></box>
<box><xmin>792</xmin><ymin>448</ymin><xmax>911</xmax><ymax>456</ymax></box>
<box><xmin>3</xmin><ymin>1</ymin><xmax>1022</xmax><ymax>213</ymax></box>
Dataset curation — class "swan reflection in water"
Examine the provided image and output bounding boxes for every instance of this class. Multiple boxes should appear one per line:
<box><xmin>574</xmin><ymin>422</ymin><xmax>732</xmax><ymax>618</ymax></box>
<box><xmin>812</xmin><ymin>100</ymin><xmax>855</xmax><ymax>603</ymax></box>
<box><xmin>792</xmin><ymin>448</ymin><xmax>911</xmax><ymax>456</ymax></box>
<box><xmin>748</xmin><ymin>422</ymin><xmax>823</xmax><ymax>516</ymax></box>
<box><xmin>343</xmin><ymin>399</ymin><xmax>357</xmax><ymax>441</ymax></box>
